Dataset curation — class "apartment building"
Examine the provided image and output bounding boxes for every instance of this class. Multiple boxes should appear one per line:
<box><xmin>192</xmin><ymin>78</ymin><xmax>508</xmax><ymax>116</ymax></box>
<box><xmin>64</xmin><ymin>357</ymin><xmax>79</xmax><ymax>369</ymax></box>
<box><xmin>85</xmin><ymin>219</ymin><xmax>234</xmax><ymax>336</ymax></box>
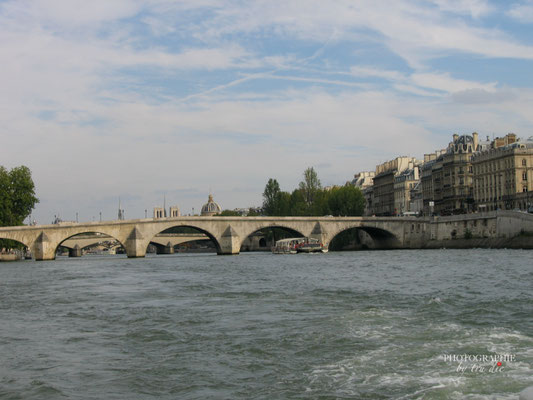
<box><xmin>393</xmin><ymin>166</ymin><xmax>420</xmax><ymax>215</ymax></box>
<box><xmin>372</xmin><ymin>157</ymin><xmax>420</xmax><ymax>216</ymax></box>
<box><xmin>472</xmin><ymin>134</ymin><xmax>533</xmax><ymax>211</ymax></box>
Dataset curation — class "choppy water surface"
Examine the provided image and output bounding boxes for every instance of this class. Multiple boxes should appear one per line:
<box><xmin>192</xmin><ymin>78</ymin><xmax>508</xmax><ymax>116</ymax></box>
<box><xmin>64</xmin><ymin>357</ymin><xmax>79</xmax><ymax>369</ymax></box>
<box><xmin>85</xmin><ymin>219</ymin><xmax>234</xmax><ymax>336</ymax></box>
<box><xmin>1</xmin><ymin>250</ymin><xmax>532</xmax><ymax>399</ymax></box>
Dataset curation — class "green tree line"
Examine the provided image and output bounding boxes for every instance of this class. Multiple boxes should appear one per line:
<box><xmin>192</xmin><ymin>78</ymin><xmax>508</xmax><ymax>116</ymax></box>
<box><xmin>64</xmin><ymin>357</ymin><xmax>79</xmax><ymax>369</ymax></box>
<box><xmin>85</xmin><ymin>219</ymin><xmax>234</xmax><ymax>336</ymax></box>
<box><xmin>262</xmin><ymin>167</ymin><xmax>365</xmax><ymax>217</ymax></box>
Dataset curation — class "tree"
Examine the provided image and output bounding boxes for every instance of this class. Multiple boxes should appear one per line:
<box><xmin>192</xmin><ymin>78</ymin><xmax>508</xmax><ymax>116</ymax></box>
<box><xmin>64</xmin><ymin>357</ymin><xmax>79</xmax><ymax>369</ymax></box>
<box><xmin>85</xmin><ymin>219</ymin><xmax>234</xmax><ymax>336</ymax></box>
<box><xmin>276</xmin><ymin>192</ymin><xmax>292</xmax><ymax>216</ymax></box>
<box><xmin>218</xmin><ymin>210</ymin><xmax>241</xmax><ymax>216</ymax></box>
<box><xmin>0</xmin><ymin>168</ymin><xmax>11</xmax><ymax>225</ymax></box>
<box><xmin>262</xmin><ymin>178</ymin><xmax>281</xmax><ymax>216</ymax></box>
<box><xmin>289</xmin><ymin>189</ymin><xmax>308</xmax><ymax>216</ymax></box>
<box><xmin>0</xmin><ymin>165</ymin><xmax>38</xmax><ymax>250</ymax></box>
<box><xmin>260</xmin><ymin>168</ymin><xmax>364</xmax><ymax>217</ymax></box>
<box><xmin>298</xmin><ymin>167</ymin><xmax>321</xmax><ymax>206</ymax></box>
<box><xmin>247</xmin><ymin>208</ymin><xmax>261</xmax><ymax>217</ymax></box>
<box><xmin>309</xmin><ymin>188</ymin><xmax>331</xmax><ymax>216</ymax></box>
<box><xmin>0</xmin><ymin>165</ymin><xmax>38</xmax><ymax>227</ymax></box>
<box><xmin>327</xmin><ymin>185</ymin><xmax>365</xmax><ymax>216</ymax></box>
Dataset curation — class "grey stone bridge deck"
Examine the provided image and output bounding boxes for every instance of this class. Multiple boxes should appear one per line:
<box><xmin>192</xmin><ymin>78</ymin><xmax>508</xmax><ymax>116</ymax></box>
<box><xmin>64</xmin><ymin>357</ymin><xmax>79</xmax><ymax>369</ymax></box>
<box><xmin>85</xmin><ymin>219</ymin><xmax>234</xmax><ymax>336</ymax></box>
<box><xmin>1</xmin><ymin>211</ymin><xmax>532</xmax><ymax>260</ymax></box>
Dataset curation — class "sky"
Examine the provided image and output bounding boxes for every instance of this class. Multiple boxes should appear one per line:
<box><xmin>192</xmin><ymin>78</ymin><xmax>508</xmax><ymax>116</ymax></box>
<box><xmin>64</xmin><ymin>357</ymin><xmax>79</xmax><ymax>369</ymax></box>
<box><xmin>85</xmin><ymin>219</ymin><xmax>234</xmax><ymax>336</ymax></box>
<box><xmin>2</xmin><ymin>0</ymin><xmax>533</xmax><ymax>223</ymax></box>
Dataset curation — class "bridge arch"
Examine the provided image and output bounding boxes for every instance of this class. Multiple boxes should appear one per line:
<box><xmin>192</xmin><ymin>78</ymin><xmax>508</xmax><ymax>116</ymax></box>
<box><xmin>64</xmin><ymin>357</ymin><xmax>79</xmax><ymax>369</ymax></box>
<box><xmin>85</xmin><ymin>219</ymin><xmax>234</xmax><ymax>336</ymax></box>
<box><xmin>0</xmin><ymin>234</ymin><xmax>31</xmax><ymax>249</ymax></box>
<box><xmin>56</xmin><ymin>231</ymin><xmax>126</xmax><ymax>257</ymax></box>
<box><xmin>328</xmin><ymin>225</ymin><xmax>401</xmax><ymax>250</ymax></box>
<box><xmin>147</xmin><ymin>224</ymin><xmax>222</xmax><ymax>254</ymax></box>
<box><xmin>0</xmin><ymin>235</ymin><xmax>31</xmax><ymax>260</ymax></box>
<box><xmin>239</xmin><ymin>224</ymin><xmax>305</xmax><ymax>252</ymax></box>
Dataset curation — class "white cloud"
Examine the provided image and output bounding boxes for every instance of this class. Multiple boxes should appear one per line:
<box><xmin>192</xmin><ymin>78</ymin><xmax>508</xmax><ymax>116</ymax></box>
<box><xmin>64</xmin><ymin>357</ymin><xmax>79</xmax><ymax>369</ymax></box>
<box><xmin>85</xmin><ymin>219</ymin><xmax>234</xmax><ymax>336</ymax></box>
<box><xmin>410</xmin><ymin>72</ymin><xmax>496</xmax><ymax>93</ymax></box>
<box><xmin>393</xmin><ymin>84</ymin><xmax>443</xmax><ymax>97</ymax></box>
<box><xmin>0</xmin><ymin>0</ymin><xmax>143</xmax><ymax>27</ymax></box>
<box><xmin>507</xmin><ymin>1</ymin><xmax>533</xmax><ymax>23</ymax></box>
<box><xmin>349</xmin><ymin>66</ymin><xmax>497</xmax><ymax>96</ymax></box>
<box><xmin>429</xmin><ymin>0</ymin><xmax>494</xmax><ymax>18</ymax></box>
<box><xmin>2</xmin><ymin>0</ymin><xmax>533</xmax><ymax>222</ymax></box>
<box><xmin>451</xmin><ymin>88</ymin><xmax>518</xmax><ymax>104</ymax></box>
<box><xmin>143</xmin><ymin>1</ymin><xmax>533</xmax><ymax>65</ymax></box>
<box><xmin>350</xmin><ymin>66</ymin><xmax>406</xmax><ymax>81</ymax></box>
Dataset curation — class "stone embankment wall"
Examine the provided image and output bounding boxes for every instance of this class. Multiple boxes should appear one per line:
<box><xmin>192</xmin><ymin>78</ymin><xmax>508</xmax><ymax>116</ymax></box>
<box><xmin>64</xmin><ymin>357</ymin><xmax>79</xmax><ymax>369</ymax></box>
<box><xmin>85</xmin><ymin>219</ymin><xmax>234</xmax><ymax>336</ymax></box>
<box><xmin>423</xmin><ymin>211</ymin><xmax>533</xmax><ymax>249</ymax></box>
<box><xmin>0</xmin><ymin>253</ymin><xmax>22</xmax><ymax>261</ymax></box>
<box><xmin>423</xmin><ymin>236</ymin><xmax>533</xmax><ymax>249</ymax></box>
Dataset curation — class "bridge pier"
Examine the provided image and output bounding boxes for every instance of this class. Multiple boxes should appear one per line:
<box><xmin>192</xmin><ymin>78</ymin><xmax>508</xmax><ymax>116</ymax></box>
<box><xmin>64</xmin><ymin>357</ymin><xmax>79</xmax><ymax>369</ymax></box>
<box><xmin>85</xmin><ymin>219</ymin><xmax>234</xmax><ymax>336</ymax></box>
<box><xmin>309</xmin><ymin>222</ymin><xmax>329</xmax><ymax>250</ymax></box>
<box><xmin>69</xmin><ymin>245</ymin><xmax>82</xmax><ymax>257</ymax></box>
<box><xmin>217</xmin><ymin>226</ymin><xmax>240</xmax><ymax>255</ymax></box>
<box><xmin>33</xmin><ymin>231</ymin><xmax>57</xmax><ymax>261</ymax></box>
<box><xmin>156</xmin><ymin>242</ymin><xmax>174</xmax><ymax>255</ymax></box>
<box><xmin>125</xmin><ymin>227</ymin><xmax>147</xmax><ymax>258</ymax></box>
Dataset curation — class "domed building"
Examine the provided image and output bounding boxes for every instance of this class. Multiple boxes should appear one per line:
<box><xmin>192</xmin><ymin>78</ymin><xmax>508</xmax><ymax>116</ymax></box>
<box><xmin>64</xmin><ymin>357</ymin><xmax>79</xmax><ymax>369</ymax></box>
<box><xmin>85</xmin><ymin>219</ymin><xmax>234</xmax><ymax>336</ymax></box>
<box><xmin>201</xmin><ymin>194</ymin><xmax>222</xmax><ymax>216</ymax></box>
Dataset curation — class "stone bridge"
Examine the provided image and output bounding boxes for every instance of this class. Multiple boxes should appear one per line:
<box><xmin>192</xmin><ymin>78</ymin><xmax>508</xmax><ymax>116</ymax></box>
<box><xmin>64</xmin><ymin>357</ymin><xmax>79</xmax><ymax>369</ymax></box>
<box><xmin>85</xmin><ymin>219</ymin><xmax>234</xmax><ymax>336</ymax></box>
<box><xmin>0</xmin><ymin>211</ymin><xmax>532</xmax><ymax>260</ymax></box>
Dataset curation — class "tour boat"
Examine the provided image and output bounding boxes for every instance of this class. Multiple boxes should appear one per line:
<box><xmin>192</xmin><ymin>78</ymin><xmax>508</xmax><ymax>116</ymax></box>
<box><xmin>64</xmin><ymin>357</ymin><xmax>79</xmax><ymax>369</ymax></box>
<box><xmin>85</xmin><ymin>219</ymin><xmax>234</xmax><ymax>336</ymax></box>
<box><xmin>272</xmin><ymin>237</ymin><xmax>328</xmax><ymax>254</ymax></box>
<box><xmin>272</xmin><ymin>238</ymin><xmax>301</xmax><ymax>254</ymax></box>
<box><xmin>296</xmin><ymin>240</ymin><xmax>328</xmax><ymax>254</ymax></box>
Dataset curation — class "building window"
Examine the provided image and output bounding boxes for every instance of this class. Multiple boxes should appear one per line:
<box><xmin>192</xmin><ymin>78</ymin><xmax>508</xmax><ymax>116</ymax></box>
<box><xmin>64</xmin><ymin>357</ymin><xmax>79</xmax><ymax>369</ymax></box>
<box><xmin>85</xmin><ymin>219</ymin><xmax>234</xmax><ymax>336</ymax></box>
<box><xmin>523</xmin><ymin>172</ymin><xmax>528</xmax><ymax>181</ymax></box>
<box><xmin>524</xmin><ymin>186</ymin><xmax>528</xmax><ymax>193</ymax></box>
<box><xmin>523</xmin><ymin>159</ymin><xmax>527</xmax><ymax>166</ymax></box>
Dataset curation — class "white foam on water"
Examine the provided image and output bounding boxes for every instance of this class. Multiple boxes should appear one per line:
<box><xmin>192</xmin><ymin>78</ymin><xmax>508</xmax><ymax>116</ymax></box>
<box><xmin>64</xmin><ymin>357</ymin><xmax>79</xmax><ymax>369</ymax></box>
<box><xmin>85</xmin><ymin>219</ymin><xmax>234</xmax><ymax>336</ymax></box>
<box><xmin>360</xmin><ymin>308</ymin><xmax>408</xmax><ymax>316</ymax></box>
<box><xmin>448</xmin><ymin>391</ymin><xmax>518</xmax><ymax>400</ymax></box>
<box><xmin>306</xmin><ymin>328</ymin><xmax>532</xmax><ymax>399</ymax></box>
<box><xmin>346</xmin><ymin>324</ymin><xmax>390</xmax><ymax>340</ymax></box>
<box><xmin>425</xmin><ymin>322</ymin><xmax>464</xmax><ymax>332</ymax></box>
<box><xmin>425</xmin><ymin>325</ymin><xmax>533</xmax><ymax>353</ymax></box>
<box><xmin>308</xmin><ymin>355</ymin><xmax>450</xmax><ymax>394</ymax></box>
<box><xmin>487</xmin><ymin>330</ymin><xmax>533</xmax><ymax>343</ymax></box>
<box><xmin>520</xmin><ymin>348</ymin><xmax>533</xmax><ymax>357</ymax></box>
<box><xmin>428</xmin><ymin>296</ymin><xmax>442</xmax><ymax>304</ymax></box>
<box><xmin>308</xmin><ymin>304</ymin><xmax>533</xmax><ymax>398</ymax></box>
<box><xmin>361</xmin><ymin>373</ymin><xmax>378</xmax><ymax>385</ymax></box>
<box><xmin>395</xmin><ymin>383</ymin><xmax>447</xmax><ymax>400</ymax></box>
<box><xmin>306</xmin><ymin>352</ymin><xmax>530</xmax><ymax>399</ymax></box>
<box><xmin>421</xmin><ymin>375</ymin><xmax>467</xmax><ymax>387</ymax></box>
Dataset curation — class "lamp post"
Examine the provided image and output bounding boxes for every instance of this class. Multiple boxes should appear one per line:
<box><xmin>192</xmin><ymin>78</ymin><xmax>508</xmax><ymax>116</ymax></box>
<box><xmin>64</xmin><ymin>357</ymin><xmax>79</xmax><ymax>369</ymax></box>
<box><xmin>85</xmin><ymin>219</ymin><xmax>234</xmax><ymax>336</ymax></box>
<box><xmin>498</xmin><ymin>173</ymin><xmax>505</xmax><ymax>209</ymax></box>
<box><xmin>527</xmin><ymin>182</ymin><xmax>531</xmax><ymax>212</ymax></box>
<box><xmin>526</xmin><ymin>188</ymin><xmax>529</xmax><ymax>209</ymax></box>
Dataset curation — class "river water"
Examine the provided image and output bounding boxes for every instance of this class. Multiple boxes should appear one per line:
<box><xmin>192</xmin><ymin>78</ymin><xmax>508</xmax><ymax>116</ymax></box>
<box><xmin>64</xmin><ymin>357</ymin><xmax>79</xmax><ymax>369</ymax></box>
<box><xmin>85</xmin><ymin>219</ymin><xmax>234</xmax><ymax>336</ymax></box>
<box><xmin>0</xmin><ymin>250</ymin><xmax>532</xmax><ymax>399</ymax></box>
